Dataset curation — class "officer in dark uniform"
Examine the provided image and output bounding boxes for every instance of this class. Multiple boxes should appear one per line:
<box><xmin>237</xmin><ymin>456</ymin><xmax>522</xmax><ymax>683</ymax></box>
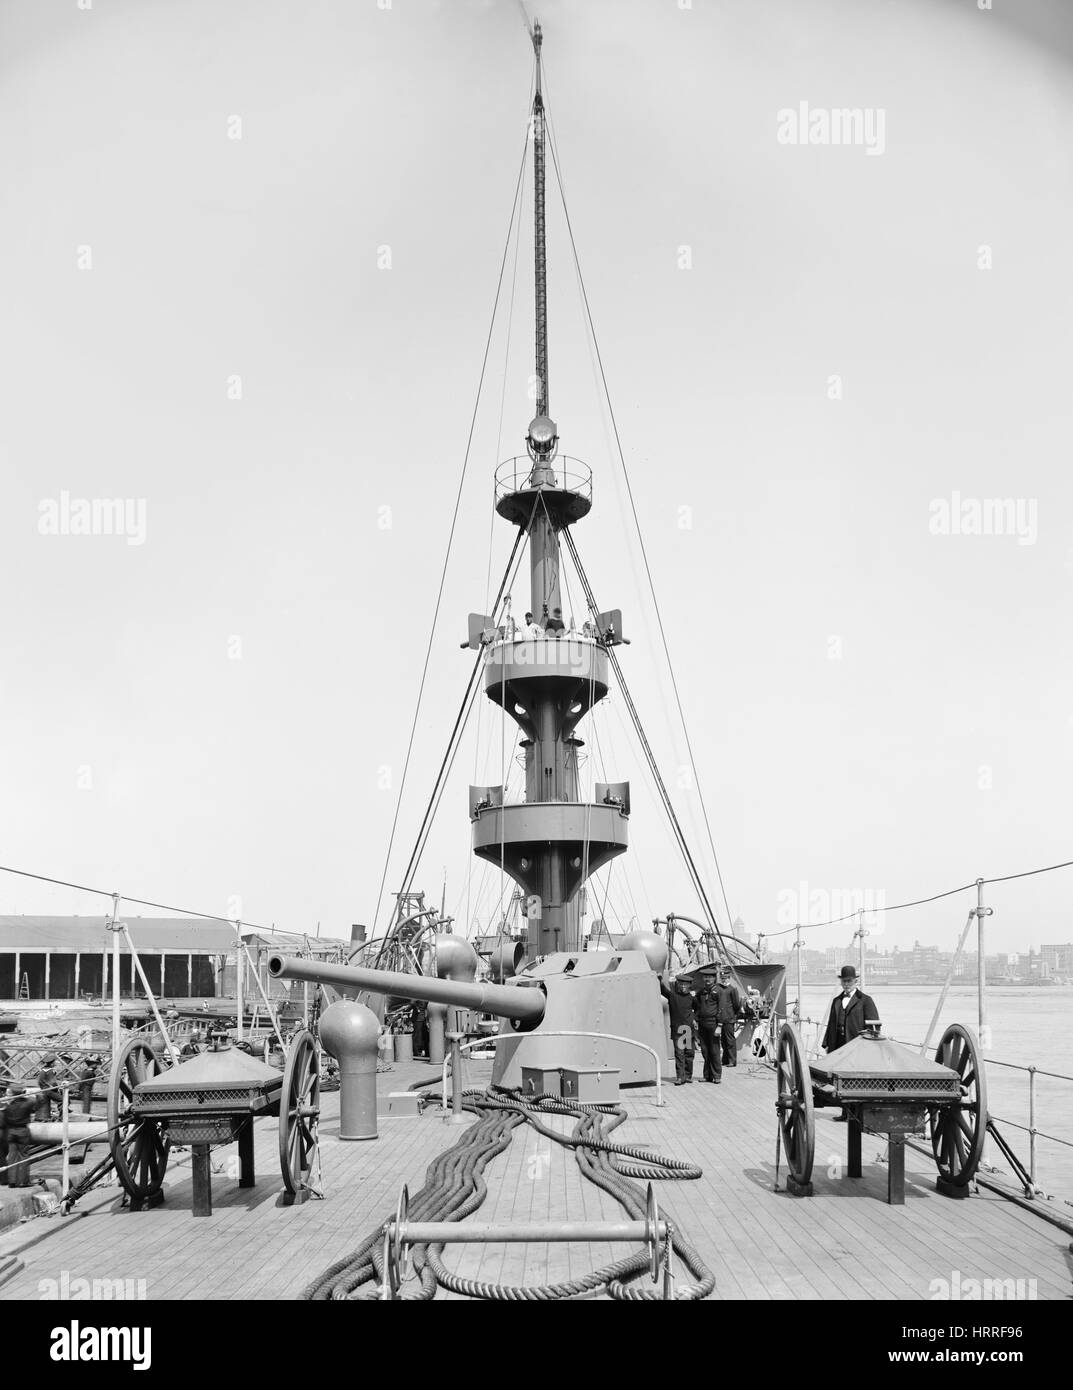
<box><xmin>659</xmin><ymin>972</ymin><xmax>696</xmax><ymax>1084</ymax></box>
<box><xmin>717</xmin><ymin>965</ymin><xmax>742</xmax><ymax>1067</ymax></box>
<box><xmin>3</xmin><ymin>1083</ymin><xmax>34</xmax><ymax>1187</ymax></box>
<box><xmin>822</xmin><ymin>965</ymin><xmax>880</xmax><ymax>1052</ymax></box>
<box><xmin>35</xmin><ymin>1056</ymin><xmax>63</xmax><ymax>1122</ymax></box>
<box><xmin>692</xmin><ymin>973</ymin><xmax>722</xmax><ymax>1078</ymax></box>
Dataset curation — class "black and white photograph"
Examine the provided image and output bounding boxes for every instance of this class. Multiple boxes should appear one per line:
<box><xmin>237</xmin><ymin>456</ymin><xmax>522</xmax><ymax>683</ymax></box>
<box><xmin>0</xmin><ymin>0</ymin><xmax>1070</xmax><ymax>1351</ymax></box>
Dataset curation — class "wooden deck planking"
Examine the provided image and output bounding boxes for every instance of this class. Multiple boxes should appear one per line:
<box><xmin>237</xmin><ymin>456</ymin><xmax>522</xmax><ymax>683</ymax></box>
<box><xmin>1</xmin><ymin>1058</ymin><xmax>1068</xmax><ymax>1301</ymax></box>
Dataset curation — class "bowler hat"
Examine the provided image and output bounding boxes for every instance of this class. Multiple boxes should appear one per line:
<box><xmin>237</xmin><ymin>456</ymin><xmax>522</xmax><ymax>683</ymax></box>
<box><xmin>839</xmin><ymin>965</ymin><xmax>858</xmax><ymax>982</ymax></box>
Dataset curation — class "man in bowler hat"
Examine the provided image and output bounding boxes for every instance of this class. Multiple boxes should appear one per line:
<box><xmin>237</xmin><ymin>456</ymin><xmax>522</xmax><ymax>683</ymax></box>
<box><xmin>822</xmin><ymin>965</ymin><xmax>880</xmax><ymax>1053</ymax></box>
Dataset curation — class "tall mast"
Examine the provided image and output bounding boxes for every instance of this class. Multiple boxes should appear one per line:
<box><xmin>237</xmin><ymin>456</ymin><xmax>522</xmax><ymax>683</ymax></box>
<box><xmin>469</xmin><ymin>20</ymin><xmax>628</xmax><ymax>960</ymax></box>
<box><xmin>532</xmin><ymin>22</ymin><xmax>549</xmax><ymax>424</ymax></box>
<box><xmin>525</xmin><ymin>20</ymin><xmax>559</xmax><ymax>620</ymax></box>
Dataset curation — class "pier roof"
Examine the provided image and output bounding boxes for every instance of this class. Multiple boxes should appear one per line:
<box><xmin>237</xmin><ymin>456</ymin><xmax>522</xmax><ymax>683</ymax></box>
<box><xmin>0</xmin><ymin>916</ymin><xmax>234</xmax><ymax>954</ymax></box>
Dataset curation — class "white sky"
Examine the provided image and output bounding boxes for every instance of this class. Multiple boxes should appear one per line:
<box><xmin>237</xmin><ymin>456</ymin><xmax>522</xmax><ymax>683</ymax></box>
<box><xmin>1</xmin><ymin>0</ymin><xmax>1071</xmax><ymax>956</ymax></box>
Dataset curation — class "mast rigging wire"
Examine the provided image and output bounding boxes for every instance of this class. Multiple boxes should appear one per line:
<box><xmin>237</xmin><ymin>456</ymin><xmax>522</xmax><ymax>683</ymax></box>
<box><xmin>0</xmin><ymin>864</ymin><xmax>274</xmax><ymax>934</ymax></box>
<box><xmin>539</xmin><ymin>72</ymin><xmax>738</xmax><ymax>941</ymax></box>
<box><xmin>369</xmin><ymin>119</ymin><xmax>533</xmax><ymax>940</ymax></box>
<box><xmin>763</xmin><ymin>856</ymin><xmax>1073</xmax><ymax>934</ymax></box>
<box><xmin>590</xmin><ymin>709</ymin><xmax>649</xmax><ymax>930</ymax></box>
<box><xmin>390</xmin><ymin>522</ymin><xmax>532</xmax><ymax>914</ymax></box>
<box><xmin>561</xmin><ymin>528</ymin><xmax>733</xmax><ymax>963</ymax></box>
<box><xmin>0</xmin><ymin>851</ymin><xmax>1070</xmax><ymax>953</ymax></box>
<box><xmin>467</xmin><ymin>75</ymin><xmax>534</xmax><ymax>941</ymax></box>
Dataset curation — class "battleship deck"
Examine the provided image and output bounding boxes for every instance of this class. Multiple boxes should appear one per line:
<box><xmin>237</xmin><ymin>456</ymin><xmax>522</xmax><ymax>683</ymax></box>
<box><xmin>1</xmin><ymin>1058</ymin><xmax>1067</xmax><ymax>1301</ymax></box>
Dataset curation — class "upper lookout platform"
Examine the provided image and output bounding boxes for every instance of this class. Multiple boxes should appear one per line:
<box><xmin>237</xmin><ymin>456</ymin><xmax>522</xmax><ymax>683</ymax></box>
<box><xmin>494</xmin><ymin>455</ymin><xmax>592</xmax><ymax>529</ymax></box>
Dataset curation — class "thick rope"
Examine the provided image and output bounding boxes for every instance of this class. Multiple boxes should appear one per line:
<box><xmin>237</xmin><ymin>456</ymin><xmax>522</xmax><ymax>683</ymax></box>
<box><xmin>299</xmin><ymin>1088</ymin><xmax>714</xmax><ymax>1301</ymax></box>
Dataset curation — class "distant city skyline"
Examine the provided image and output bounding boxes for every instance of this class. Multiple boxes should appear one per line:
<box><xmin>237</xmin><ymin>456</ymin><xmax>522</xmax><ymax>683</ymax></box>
<box><xmin>767</xmin><ymin>937</ymin><xmax>1073</xmax><ymax>981</ymax></box>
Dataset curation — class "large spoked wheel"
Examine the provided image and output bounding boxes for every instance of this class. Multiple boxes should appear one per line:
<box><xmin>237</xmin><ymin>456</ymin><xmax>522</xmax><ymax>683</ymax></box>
<box><xmin>776</xmin><ymin>1023</ymin><xmax>815</xmax><ymax>1188</ymax></box>
<box><xmin>931</xmin><ymin>1023</ymin><xmax>987</xmax><ymax>1187</ymax></box>
<box><xmin>279</xmin><ymin>1030</ymin><xmax>321</xmax><ymax>1196</ymax></box>
<box><xmin>108</xmin><ymin>1037</ymin><xmax>171</xmax><ymax>1201</ymax></box>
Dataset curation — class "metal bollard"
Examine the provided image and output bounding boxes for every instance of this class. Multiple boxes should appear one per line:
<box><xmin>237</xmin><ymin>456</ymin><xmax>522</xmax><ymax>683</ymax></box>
<box><xmin>319</xmin><ymin>999</ymin><xmax>380</xmax><ymax>1141</ymax></box>
<box><xmin>61</xmin><ymin>1086</ymin><xmax>70</xmax><ymax>1203</ymax></box>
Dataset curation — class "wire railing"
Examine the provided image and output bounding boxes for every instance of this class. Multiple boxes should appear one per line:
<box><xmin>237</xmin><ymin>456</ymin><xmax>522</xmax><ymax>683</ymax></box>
<box><xmin>2</xmin><ymin>854</ymin><xmax>1072</xmax><ymax>1208</ymax></box>
<box><xmin>494</xmin><ymin>454</ymin><xmax>592</xmax><ymax>503</ymax></box>
<box><xmin>976</xmin><ymin>1056</ymin><xmax>1073</xmax><ymax>1189</ymax></box>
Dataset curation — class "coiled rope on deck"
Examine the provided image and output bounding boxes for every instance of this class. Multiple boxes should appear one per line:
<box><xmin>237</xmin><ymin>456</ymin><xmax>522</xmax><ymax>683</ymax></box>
<box><xmin>304</xmin><ymin>1105</ymin><xmax>524</xmax><ymax>1301</ymax></box>
<box><xmin>300</xmin><ymin>1089</ymin><xmax>714</xmax><ymax>1301</ymax></box>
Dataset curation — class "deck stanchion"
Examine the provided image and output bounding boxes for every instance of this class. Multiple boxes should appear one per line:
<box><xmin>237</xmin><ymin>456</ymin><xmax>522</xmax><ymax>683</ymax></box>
<box><xmin>235</xmin><ymin>920</ymin><xmax>244</xmax><ymax>1043</ymax></box>
<box><xmin>974</xmin><ymin>879</ymin><xmax>992</xmax><ymax>1171</ymax></box>
<box><xmin>975</xmin><ymin>879</ymin><xmax>992</xmax><ymax>1051</ymax></box>
<box><xmin>1028</xmin><ymin>1065</ymin><xmax>1037</xmax><ymax>1188</ymax></box>
<box><xmin>109</xmin><ymin>893</ymin><xmax>122</xmax><ymax>1063</ymax></box>
<box><xmin>60</xmin><ymin>1084</ymin><xmax>70</xmax><ymax>1202</ymax></box>
<box><xmin>794</xmin><ymin>925</ymin><xmax>803</xmax><ymax>1024</ymax></box>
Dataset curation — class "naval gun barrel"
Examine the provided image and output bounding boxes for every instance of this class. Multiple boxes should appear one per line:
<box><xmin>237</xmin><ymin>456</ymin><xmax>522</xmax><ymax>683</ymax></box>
<box><xmin>266</xmin><ymin>955</ymin><xmax>546</xmax><ymax>1024</ymax></box>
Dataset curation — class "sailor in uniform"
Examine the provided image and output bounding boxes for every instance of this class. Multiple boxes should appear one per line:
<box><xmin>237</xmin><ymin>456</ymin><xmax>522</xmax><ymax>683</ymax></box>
<box><xmin>2</xmin><ymin>1083</ymin><xmax>34</xmax><ymax>1187</ymax></box>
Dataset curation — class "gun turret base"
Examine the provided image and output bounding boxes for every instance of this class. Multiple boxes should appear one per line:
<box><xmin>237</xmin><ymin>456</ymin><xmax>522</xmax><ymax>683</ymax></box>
<box><xmin>490</xmin><ymin>951</ymin><xmax>674</xmax><ymax>1089</ymax></box>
